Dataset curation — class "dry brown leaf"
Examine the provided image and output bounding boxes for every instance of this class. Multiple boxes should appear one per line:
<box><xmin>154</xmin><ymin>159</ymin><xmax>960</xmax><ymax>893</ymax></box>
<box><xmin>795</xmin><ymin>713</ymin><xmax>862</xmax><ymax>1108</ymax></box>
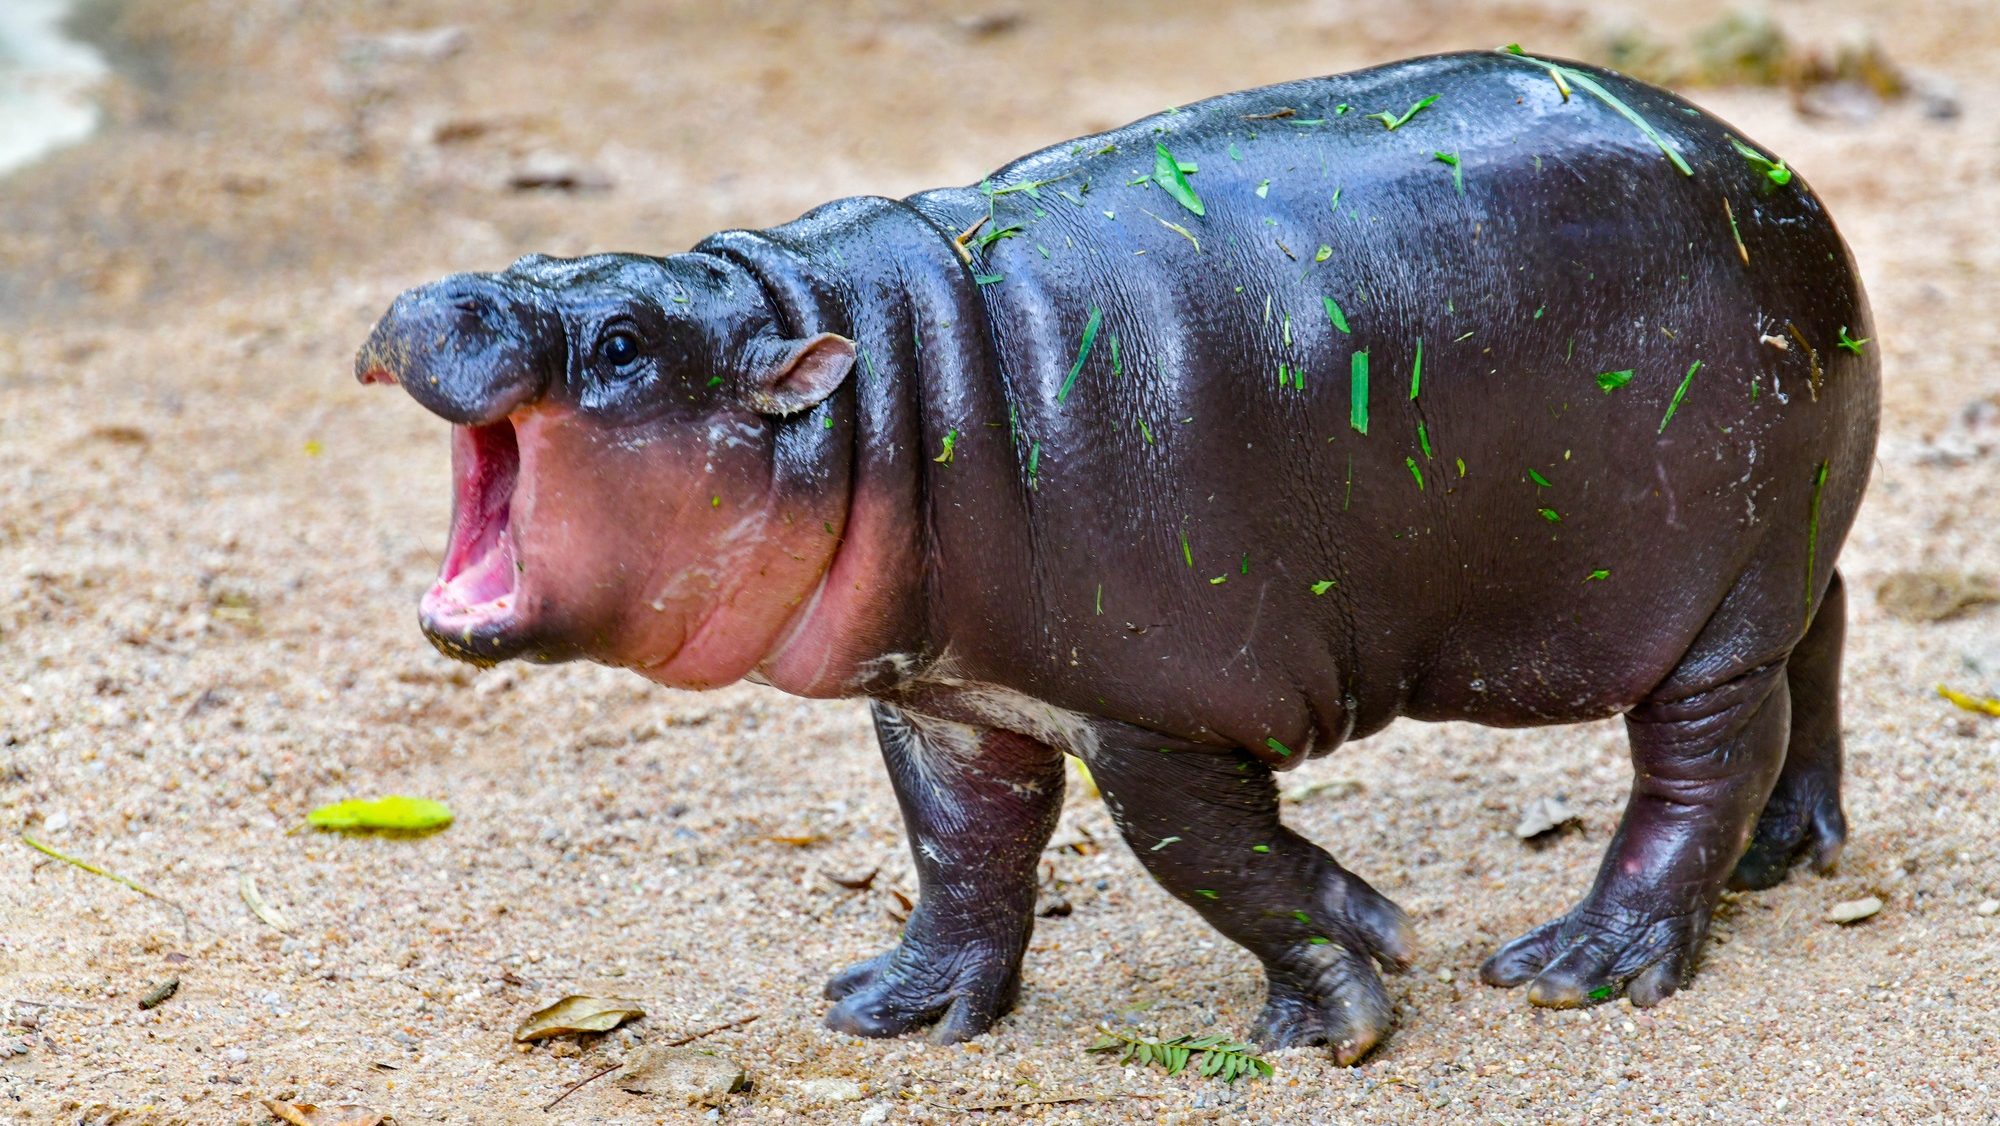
<box><xmin>261</xmin><ymin>1100</ymin><xmax>387</xmax><ymax>1126</ymax></box>
<box><xmin>85</xmin><ymin>424</ymin><xmax>151</xmax><ymax>446</ymax></box>
<box><xmin>762</xmin><ymin>834</ymin><xmax>820</xmax><ymax>847</ymax></box>
<box><xmin>513</xmin><ymin>995</ymin><xmax>645</xmax><ymax>1041</ymax></box>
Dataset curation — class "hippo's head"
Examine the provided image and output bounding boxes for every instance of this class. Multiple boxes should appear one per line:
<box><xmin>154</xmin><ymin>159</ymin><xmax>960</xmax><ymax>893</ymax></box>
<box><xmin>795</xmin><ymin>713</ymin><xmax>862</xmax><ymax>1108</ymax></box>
<box><xmin>356</xmin><ymin>252</ymin><xmax>858</xmax><ymax>686</ymax></box>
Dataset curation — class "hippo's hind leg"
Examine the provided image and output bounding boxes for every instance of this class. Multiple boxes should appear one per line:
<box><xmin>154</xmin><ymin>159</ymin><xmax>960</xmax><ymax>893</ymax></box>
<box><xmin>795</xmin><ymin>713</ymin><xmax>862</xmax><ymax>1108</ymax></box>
<box><xmin>1482</xmin><ymin>654</ymin><xmax>1792</xmax><ymax>1007</ymax></box>
<box><xmin>824</xmin><ymin>702</ymin><xmax>1065</xmax><ymax>1043</ymax></box>
<box><xmin>1085</xmin><ymin>733</ymin><xmax>1414</xmax><ymax>1065</ymax></box>
<box><xmin>1732</xmin><ymin>571</ymin><xmax>1848</xmax><ymax>890</ymax></box>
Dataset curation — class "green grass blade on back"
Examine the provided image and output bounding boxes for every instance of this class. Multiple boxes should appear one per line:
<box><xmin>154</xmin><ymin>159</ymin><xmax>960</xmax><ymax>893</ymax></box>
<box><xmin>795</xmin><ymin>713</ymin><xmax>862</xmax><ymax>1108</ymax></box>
<box><xmin>1499</xmin><ymin>47</ymin><xmax>1693</xmax><ymax>176</ymax></box>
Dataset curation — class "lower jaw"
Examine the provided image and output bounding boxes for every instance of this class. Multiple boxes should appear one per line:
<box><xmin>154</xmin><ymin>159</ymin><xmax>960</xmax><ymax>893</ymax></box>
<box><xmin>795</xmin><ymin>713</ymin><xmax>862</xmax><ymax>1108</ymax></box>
<box><xmin>419</xmin><ymin>590</ymin><xmax>525</xmax><ymax>665</ymax></box>
<box><xmin>747</xmin><ymin>568</ymin><xmax>844</xmax><ymax>694</ymax></box>
<box><xmin>424</xmin><ymin>418</ymin><xmax>530</xmax><ymax>665</ymax></box>
<box><xmin>419</xmin><ymin>568</ymin><xmax>533</xmax><ymax>666</ymax></box>
<box><xmin>418</xmin><ymin>608</ymin><xmax>588</xmax><ymax>667</ymax></box>
<box><xmin>419</xmin><ymin>619</ymin><xmax>515</xmax><ymax>668</ymax></box>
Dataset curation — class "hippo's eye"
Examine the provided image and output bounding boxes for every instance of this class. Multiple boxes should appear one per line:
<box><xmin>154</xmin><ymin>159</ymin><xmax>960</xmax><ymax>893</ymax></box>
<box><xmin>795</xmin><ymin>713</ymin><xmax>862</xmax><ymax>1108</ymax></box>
<box><xmin>597</xmin><ymin>329</ymin><xmax>642</xmax><ymax>370</ymax></box>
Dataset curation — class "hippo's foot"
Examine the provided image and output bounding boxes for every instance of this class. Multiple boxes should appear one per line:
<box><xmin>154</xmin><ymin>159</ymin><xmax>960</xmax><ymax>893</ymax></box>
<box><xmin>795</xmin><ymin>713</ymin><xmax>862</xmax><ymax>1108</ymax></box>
<box><xmin>1479</xmin><ymin>903</ymin><xmax>1707</xmax><ymax>1009</ymax></box>
<box><xmin>1083</xmin><ymin>731</ymin><xmax>1416</xmax><ymax>1065</ymax></box>
<box><xmin>824</xmin><ymin>705</ymin><xmax>1063</xmax><ymax>1044</ymax></box>
<box><xmin>1252</xmin><ymin>935</ymin><xmax>1404</xmax><ymax>1065</ymax></box>
<box><xmin>1485</xmin><ymin>647</ymin><xmax>1797</xmax><ymax>1011</ymax></box>
<box><xmin>1729</xmin><ymin>772</ymin><xmax>1845</xmax><ymax>891</ymax></box>
<box><xmin>823</xmin><ymin>934</ymin><xmax>1024</xmax><ymax>1044</ymax></box>
<box><xmin>1731</xmin><ymin>573</ymin><xmax>1849</xmax><ymax>892</ymax></box>
<box><xmin>1250</xmin><ymin>867</ymin><xmax>1415</xmax><ymax>1063</ymax></box>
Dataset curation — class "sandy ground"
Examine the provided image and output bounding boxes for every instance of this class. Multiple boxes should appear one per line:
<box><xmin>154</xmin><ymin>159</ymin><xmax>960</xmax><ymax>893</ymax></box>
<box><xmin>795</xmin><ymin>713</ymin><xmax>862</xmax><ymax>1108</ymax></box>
<box><xmin>2</xmin><ymin>0</ymin><xmax>1998</xmax><ymax>1122</ymax></box>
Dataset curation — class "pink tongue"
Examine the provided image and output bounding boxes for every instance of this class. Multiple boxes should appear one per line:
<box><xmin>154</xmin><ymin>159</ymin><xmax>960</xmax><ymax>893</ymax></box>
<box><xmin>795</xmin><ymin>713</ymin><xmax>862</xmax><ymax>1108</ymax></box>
<box><xmin>443</xmin><ymin>532</ymin><xmax>516</xmax><ymax>609</ymax></box>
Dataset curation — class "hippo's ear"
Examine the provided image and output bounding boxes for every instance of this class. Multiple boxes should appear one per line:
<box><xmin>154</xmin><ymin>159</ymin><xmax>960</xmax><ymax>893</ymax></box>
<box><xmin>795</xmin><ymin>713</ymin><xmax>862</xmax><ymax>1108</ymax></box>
<box><xmin>745</xmin><ymin>332</ymin><xmax>856</xmax><ymax>416</ymax></box>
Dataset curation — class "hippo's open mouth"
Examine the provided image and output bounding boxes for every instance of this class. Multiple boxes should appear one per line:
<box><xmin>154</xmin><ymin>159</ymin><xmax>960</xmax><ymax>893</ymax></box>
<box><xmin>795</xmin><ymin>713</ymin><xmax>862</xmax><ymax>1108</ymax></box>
<box><xmin>420</xmin><ymin>420</ymin><xmax>522</xmax><ymax>639</ymax></box>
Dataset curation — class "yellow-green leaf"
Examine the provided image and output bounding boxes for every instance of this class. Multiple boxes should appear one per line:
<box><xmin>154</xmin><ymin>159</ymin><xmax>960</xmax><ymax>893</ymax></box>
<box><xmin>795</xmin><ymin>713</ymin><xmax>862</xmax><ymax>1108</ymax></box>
<box><xmin>1938</xmin><ymin>684</ymin><xmax>2000</xmax><ymax>717</ymax></box>
<box><xmin>306</xmin><ymin>795</ymin><xmax>454</xmax><ymax>833</ymax></box>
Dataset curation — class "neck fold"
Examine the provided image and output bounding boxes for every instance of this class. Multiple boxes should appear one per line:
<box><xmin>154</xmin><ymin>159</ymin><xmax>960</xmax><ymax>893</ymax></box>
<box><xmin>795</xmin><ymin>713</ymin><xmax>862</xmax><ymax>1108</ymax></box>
<box><xmin>699</xmin><ymin>196</ymin><xmax>989</xmax><ymax>697</ymax></box>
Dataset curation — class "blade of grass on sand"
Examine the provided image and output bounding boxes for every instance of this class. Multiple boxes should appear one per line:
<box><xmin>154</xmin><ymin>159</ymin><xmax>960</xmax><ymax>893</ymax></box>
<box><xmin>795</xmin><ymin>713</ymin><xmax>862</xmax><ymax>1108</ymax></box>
<box><xmin>20</xmin><ymin>833</ymin><xmax>192</xmax><ymax>935</ymax></box>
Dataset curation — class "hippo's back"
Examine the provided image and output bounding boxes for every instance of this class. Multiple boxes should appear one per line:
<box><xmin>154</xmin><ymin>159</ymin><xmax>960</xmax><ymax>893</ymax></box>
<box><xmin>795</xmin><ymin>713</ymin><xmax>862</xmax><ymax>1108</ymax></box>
<box><xmin>897</xmin><ymin>51</ymin><xmax>1875</xmax><ymax>756</ymax></box>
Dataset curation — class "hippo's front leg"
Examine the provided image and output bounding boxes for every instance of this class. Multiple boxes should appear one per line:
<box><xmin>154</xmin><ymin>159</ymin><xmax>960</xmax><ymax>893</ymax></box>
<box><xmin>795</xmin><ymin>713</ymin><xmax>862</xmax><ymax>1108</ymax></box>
<box><xmin>1084</xmin><ymin>732</ymin><xmax>1415</xmax><ymax>1065</ymax></box>
<box><xmin>825</xmin><ymin>702</ymin><xmax>1066</xmax><ymax>1043</ymax></box>
<box><xmin>1482</xmin><ymin>663</ymin><xmax>1791</xmax><ymax>1006</ymax></box>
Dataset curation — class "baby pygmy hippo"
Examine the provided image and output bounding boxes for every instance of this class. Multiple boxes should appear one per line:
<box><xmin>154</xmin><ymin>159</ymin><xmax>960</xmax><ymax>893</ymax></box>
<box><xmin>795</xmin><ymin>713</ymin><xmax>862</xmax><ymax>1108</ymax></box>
<box><xmin>356</xmin><ymin>49</ymin><xmax>1877</xmax><ymax>1063</ymax></box>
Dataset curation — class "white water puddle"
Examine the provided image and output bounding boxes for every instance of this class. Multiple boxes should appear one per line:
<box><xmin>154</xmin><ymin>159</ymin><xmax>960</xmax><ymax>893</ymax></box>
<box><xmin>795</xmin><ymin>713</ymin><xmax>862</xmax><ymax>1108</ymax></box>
<box><xmin>0</xmin><ymin>0</ymin><xmax>107</xmax><ymax>177</ymax></box>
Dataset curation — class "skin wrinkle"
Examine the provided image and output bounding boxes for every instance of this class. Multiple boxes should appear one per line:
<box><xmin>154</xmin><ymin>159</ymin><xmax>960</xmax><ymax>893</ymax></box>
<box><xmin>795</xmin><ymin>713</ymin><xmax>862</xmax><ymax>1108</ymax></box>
<box><xmin>697</xmin><ymin>214</ymin><xmax>938</xmax><ymax>698</ymax></box>
<box><xmin>752</xmin><ymin>387</ymin><xmax>862</xmax><ymax>687</ymax></box>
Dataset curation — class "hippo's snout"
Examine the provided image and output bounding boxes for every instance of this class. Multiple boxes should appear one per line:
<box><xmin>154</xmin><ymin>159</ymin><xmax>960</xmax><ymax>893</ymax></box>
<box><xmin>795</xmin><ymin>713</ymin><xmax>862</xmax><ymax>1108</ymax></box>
<box><xmin>355</xmin><ymin>274</ymin><xmax>561</xmax><ymax>425</ymax></box>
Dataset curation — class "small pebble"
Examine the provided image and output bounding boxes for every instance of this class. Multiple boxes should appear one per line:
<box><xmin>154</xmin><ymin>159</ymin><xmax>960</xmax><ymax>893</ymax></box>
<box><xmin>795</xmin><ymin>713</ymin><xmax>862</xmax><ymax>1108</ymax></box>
<box><xmin>799</xmin><ymin>1077</ymin><xmax>864</xmax><ymax>1104</ymax></box>
<box><xmin>1976</xmin><ymin>899</ymin><xmax>1999</xmax><ymax>917</ymax></box>
<box><xmin>1826</xmin><ymin>895</ymin><xmax>1884</xmax><ymax>924</ymax></box>
<box><xmin>1515</xmin><ymin>795</ymin><xmax>1580</xmax><ymax>841</ymax></box>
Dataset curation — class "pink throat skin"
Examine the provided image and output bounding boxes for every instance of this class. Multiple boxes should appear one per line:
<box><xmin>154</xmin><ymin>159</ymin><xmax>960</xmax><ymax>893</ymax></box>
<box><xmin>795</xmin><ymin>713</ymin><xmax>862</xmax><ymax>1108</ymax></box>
<box><xmin>419</xmin><ymin>405</ymin><xmax>915</xmax><ymax>699</ymax></box>
<box><xmin>750</xmin><ymin>497</ymin><xmax>918</xmax><ymax>699</ymax></box>
<box><xmin>652</xmin><ymin>436</ymin><xmax>919</xmax><ymax>698</ymax></box>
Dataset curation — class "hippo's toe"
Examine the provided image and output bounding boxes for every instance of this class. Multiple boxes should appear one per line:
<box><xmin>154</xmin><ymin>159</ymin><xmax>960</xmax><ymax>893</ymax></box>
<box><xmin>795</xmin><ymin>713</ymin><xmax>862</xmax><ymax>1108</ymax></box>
<box><xmin>822</xmin><ymin>938</ymin><xmax>1022</xmax><ymax>1044</ymax></box>
<box><xmin>1481</xmin><ymin>907</ymin><xmax>1705</xmax><ymax>1010</ymax></box>
<box><xmin>1729</xmin><ymin>775</ymin><xmax>1846</xmax><ymax>891</ymax></box>
<box><xmin>1252</xmin><ymin>939</ymin><xmax>1398</xmax><ymax>1066</ymax></box>
<box><xmin>1477</xmin><ymin>915</ymin><xmax>1564</xmax><ymax>989</ymax></box>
